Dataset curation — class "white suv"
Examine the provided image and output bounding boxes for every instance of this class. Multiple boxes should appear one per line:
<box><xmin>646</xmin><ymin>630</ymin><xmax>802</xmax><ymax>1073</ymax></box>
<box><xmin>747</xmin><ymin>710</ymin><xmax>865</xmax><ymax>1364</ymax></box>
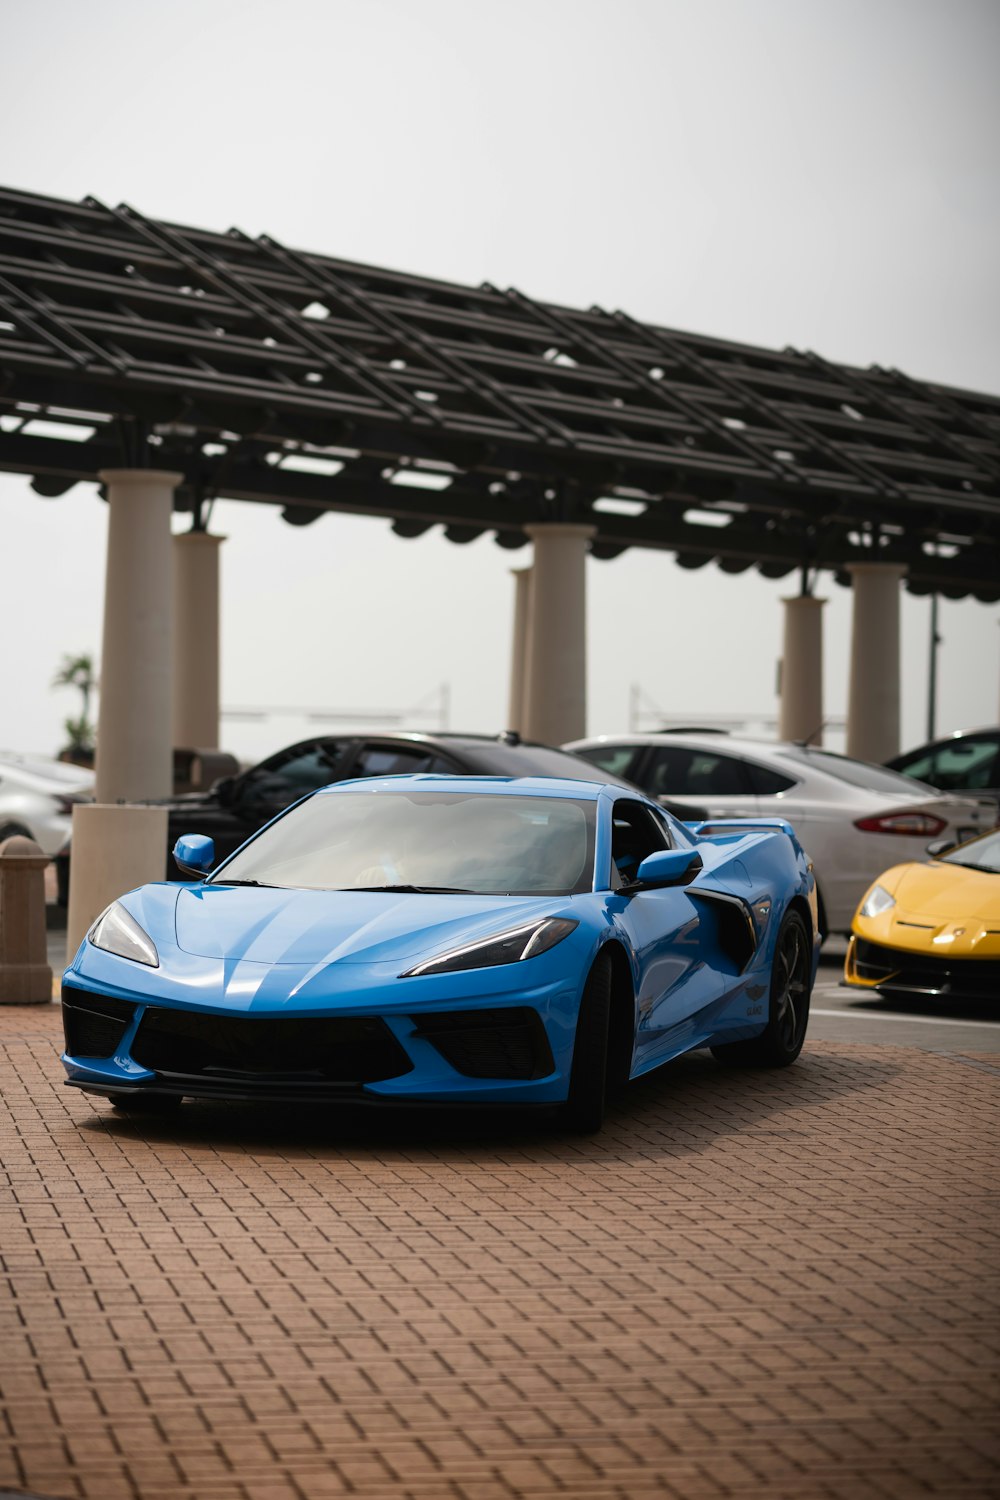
<box><xmin>565</xmin><ymin>732</ymin><xmax>998</xmax><ymax>935</ymax></box>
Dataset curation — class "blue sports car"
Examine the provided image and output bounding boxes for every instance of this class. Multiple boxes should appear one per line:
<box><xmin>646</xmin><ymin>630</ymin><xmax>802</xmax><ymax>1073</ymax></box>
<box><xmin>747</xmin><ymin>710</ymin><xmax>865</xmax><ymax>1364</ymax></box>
<box><xmin>62</xmin><ymin>775</ymin><xmax>819</xmax><ymax>1131</ymax></box>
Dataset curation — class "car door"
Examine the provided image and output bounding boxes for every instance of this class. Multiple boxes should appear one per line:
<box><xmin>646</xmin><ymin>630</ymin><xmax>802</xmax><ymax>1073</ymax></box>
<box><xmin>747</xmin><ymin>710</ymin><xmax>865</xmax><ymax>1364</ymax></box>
<box><xmin>609</xmin><ymin>800</ymin><xmax>723</xmax><ymax>1070</ymax></box>
<box><xmin>640</xmin><ymin>744</ymin><xmax>759</xmax><ymax>821</ymax></box>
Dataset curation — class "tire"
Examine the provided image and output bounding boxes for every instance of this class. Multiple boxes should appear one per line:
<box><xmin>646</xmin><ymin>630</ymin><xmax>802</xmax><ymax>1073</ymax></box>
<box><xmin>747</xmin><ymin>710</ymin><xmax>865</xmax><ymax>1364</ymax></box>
<box><xmin>0</xmin><ymin>823</ymin><xmax>32</xmax><ymax>845</ymax></box>
<box><xmin>561</xmin><ymin>950</ymin><xmax>612</xmax><ymax>1133</ymax></box>
<box><xmin>711</xmin><ymin>909</ymin><xmax>812</xmax><ymax>1069</ymax></box>
<box><xmin>109</xmin><ymin>1092</ymin><xmax>183</xmax><ymax>1115</ymax></box>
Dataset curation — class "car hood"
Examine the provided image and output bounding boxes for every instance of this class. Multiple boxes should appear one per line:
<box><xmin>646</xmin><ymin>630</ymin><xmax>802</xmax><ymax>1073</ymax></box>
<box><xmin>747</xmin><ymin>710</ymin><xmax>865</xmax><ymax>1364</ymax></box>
<box><xmin>888</xmin><ymin>861</ymin><xmax>1000</xmax><ymax>921</ymax></box>
<box><xmin>172</xmin><ymin>884</ymin><xmax>569</xmax><ymax>965</ymax></box>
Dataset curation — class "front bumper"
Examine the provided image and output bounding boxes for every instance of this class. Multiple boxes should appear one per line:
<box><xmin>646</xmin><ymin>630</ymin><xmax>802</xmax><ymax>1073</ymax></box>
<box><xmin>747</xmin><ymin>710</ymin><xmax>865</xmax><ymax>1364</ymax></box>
<box><xmin>844</xmin><ymin>935</ymin><xmax>1000</xmax><ymax>1002</ymax></box>
<box><xmin>60</xmin><ymin>967</ymin><xmax>579</xmax><ymax>1108</ymax></box>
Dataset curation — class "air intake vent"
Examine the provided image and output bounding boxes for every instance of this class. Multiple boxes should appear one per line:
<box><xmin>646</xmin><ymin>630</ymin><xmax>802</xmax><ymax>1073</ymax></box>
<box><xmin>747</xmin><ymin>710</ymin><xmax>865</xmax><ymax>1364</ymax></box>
<box><xmin>412</xmin><ymin>1007</ymin><xmax>553</xmax><ymax>1080</ymax></box>
<box><xmin>62</xmin><ymin>989</ymin><xmax>135</xmax><ymax>1058</ymax></box>
<box><xmin>132</xmin><ymin>1009</ymin><xmax>413</xmax><ymax>1084</ymax></box>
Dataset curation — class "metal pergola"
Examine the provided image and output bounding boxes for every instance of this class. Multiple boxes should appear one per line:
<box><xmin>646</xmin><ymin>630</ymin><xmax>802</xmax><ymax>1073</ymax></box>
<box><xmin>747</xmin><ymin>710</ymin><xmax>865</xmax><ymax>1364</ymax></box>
<box><xmin>2</xmin><ymin>185</ymin><xmax>998</xmax><ymax>600</ymax></box>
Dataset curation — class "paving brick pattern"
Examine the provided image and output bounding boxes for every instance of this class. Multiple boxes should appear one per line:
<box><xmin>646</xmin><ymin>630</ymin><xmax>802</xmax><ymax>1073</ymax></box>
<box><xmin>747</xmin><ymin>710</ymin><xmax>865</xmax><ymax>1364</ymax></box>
<box><xmin>1</xmin><ymin>1006</ymin><xmax>998</xmax><ymax>1500</ymax></box>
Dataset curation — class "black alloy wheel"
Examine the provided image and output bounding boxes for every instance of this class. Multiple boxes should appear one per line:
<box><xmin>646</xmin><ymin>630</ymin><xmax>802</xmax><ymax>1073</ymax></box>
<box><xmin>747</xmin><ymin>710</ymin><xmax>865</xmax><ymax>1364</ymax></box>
<box><xmin>561</xmin><ymin>950</ymin><xmax>612</xmax><ymax>1133</ymax></box>
<box><xmin>711</xmin><ymin>909</ymin><xmax>812</xmax><ymax>1068</ymax></box>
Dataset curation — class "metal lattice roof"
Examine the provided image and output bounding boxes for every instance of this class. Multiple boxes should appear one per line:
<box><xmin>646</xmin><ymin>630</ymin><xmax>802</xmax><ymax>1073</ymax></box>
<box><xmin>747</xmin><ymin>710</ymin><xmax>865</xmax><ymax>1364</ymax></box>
<box><xmin>2</xmin><ymin>185</ymin><xmax>998</xmax><ymax>599</ymax></box>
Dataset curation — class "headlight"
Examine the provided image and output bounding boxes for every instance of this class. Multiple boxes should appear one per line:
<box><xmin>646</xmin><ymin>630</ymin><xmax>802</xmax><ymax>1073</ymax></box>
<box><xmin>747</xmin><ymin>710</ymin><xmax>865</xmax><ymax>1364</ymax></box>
<box><xmin>859</xmin><ymin>883</ymin><xmax>895</xmax><ymax>920</ymax></box>
<box><xmin>402</xmin><ymin>917</ymin><xmax>578</xmax><ymax>977</ymax></box>
<box><xmin>89</xmin><ymin>901</ymin><xmax>159</xmax><ymax>967</ymax></box>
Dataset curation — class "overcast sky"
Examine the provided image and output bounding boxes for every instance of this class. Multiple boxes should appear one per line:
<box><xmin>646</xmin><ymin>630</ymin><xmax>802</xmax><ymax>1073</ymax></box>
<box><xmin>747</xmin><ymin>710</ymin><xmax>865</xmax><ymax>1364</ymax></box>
<box><xmin>3</xmin><ymin>0</ymin><xmax>999</xmax><ymax>763</ymax></box>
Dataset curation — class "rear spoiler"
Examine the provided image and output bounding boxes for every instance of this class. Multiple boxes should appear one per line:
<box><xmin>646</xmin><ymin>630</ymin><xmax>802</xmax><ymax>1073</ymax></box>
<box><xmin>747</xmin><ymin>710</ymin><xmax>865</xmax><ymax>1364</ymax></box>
<box><xmin>684</xmin><ymin>817</ymin><xmax>806</xmax><ymax>859</ymax></box>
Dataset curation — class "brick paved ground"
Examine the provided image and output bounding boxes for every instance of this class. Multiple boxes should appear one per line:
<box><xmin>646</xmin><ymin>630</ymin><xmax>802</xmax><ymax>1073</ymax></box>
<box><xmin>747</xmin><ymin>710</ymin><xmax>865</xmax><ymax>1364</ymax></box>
<box><xmin>2</xmin><ymin>1005</ymin><xmax>998</xmax><ymax>1500</ymax></box>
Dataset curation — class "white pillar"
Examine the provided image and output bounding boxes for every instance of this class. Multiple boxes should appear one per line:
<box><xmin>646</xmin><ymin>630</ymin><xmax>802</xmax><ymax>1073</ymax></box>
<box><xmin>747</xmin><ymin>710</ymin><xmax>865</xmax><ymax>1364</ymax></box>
<box><xmin>95</xmin><ymin>469</ymin><xmax>181</xmax><ymax>801</ymax></box>
<box><xmin>67</xmin><ymin>805</ymin><xmax>168</xmax><ymax>961</ymax></box>
<box><xmin>507</xmin><ymin>567</ymin><xmax>532</xmax><ymax>735</ymax></box>
<box><xmin>846</xmin><ymin>562</ymin><xmax>906</xmax><ymax>763</ymax></box>
<box><xmin>779</xmin><ymin>595</ymin><xmax>826</xmax><ymax>744</ymax></box>
<box><xmin>68</xmin><ymin>469</ymin><xmax>181</xmax><ymax>962</ymax></box>
<box><xmin>522</xmin><ymin>524</ymin><xmax>595</xmax><ymax>745</ymax></box>
<box><xmin>173</xmin><ymin>530</ymin><xmax>225</xmax><ymax>747</ymax></box>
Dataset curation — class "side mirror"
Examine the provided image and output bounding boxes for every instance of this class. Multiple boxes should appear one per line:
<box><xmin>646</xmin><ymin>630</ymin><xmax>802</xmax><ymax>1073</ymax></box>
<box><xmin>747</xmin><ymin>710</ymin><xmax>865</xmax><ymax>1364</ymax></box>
<box><xmin>631</xmin><ymin>848</ymin><xmax>703</xmax><ymax>889</ymax></box>
<box><xmin>173</xmin><ymin>834</ymin><xmax>216</xmax><ymax>877</ymax></box>
<box><xmin>925</xmin><ymin>837</ymin><xmax>956</xmax><ymax>858</ymax></box>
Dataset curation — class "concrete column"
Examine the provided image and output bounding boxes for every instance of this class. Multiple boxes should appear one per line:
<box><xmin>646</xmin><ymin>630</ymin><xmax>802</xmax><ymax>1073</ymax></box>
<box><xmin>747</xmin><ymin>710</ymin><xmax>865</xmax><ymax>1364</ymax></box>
<box><xmin>0</xmin><ymin>836</ymin><xmax>52</xmax><ymax>1004</ymax></box>
<box><xmin>95</xmin><ymin>469</ymin><xmax>182</xmax><ymax>801</ymax></box>
<box><xmin>173</xmin><ymin>530</ymin><xmax>225</xmax><ymax>748</ymax></box>
<box><xmin>68</xmin><ymin>469</ymin><xmax>181</xmax><ymax>962</ymax></box>
<box><xmin>507</xmin><ymin>567</ymin><xmax>532</xmax><ymax>734</ymax></box>
<box><xmin>846</xmin><ymin>562</ymin><xmax>906</xmax><ymax>763</ymax></box>
<box><xmin>779</xmin><ymin>594</ymin><xmax>826</xmax><ymax>744</ymax></box>
<box><xmin>67</xmin><ymin>805</ymin><xmax>168</xmax><ymax>960</ymax></box>
<box><xmin>522</xmin><ymin>524</ymin><xmax>596</xmax><ymax>745</ymax></box>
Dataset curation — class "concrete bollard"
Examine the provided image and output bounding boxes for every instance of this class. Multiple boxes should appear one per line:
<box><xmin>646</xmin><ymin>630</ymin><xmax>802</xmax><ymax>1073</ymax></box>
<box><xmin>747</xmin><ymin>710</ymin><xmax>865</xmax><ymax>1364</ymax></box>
<box><xmin>0</xmin><ymin>835</ymin><xmax>53</xmax><ymax>1004</ymax></box>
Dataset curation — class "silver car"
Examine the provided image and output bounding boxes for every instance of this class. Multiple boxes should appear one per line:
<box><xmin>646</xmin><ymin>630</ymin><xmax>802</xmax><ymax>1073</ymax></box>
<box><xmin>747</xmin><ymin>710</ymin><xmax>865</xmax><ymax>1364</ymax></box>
<box><xmin>565</xmin><ymin>732</ymin><xmax>998</xmax><ymax>935</ymax></box>
<box><xmin>0</xmin><ymin>752</ymin><xmax>94</xmax><ymax>857</ymax></box>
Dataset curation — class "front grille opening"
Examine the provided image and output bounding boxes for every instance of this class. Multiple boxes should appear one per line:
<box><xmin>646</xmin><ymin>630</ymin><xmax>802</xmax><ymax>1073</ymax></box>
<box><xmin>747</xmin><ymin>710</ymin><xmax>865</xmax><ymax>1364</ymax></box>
<box><xmin>62</xmin><ymin>990</ymin><xmax>135</xmax><ymax>1058</ymax></box>
<box><xmin>855</xmin><ymin>939</ymin><xmax>1000</xmax><ymax>997</ymax></box>
<box><xmin>412</xmin><ymin>1007</ymin><xmax>554</xmax><ymax>1080</ymax></box>
<box><xmin>131</xmin><ymin>1009</ymin><xmax>413</xmax><ymax>1084</ymax></box>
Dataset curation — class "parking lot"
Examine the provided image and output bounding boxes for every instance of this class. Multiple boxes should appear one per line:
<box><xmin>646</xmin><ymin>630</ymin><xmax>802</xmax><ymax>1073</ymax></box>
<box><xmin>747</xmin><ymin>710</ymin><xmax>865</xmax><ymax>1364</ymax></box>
<box><xmin>2</xmin><ymin>973</ymin><xmax>998</xmax><ymax>1500</ymax></box>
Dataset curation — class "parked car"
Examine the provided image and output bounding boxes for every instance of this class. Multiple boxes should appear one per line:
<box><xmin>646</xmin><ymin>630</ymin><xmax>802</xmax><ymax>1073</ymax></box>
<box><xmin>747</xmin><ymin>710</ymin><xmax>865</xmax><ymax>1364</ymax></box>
<box><xmin>155</xmin><ymin>732</ymin><xmax>649</xmax><ymax>879</ymax></box>
<box><xmin>0</xmin><ymin>751</ymin><xmax>93</xmax><ymax>872</ymax></box>
<box><xmin>564</xmin><ymin>731</ymin><xmax>998</xmax><ymax>936</ymax></box>
<box><xmin>886</xmin><ymin>727</ymin><xmax>1000</xmax><ymax>807</ymax></box>
<box><xmin>62</xmin><ymin>773</ymin><xmax>818</xmax><ymax>1130</ymax></box>
<box><xmin>845</xmin><ymin>825</ymin><xmax>1000</xmax><ymax>1002</ymax></box>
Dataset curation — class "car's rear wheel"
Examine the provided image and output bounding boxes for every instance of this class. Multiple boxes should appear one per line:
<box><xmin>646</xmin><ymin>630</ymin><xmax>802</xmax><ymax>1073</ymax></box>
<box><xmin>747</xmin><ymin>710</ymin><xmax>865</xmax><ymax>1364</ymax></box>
<box><xmin>561</xmin><ymin>950</ymin><xmax>612</xmax><ymax>1133</ymax></box>
<box><xmin>0</xmin><ymin>823</ymin><xmax>32</xmax><ymax>844</ymax></box>
<box><xmin>109</xmin><ymin>1092</ymin><xmax>182</xmax><ymax>1115</ymax></box>
<box><xmin>711</xmin><ymin>909</ymin><xmax>812</xmax><ymax>1068</ymax></box>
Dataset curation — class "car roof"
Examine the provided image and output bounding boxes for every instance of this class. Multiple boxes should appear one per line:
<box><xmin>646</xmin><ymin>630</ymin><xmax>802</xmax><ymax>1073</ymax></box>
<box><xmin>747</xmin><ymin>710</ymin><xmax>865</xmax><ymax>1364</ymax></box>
<box><xmin>316</xmin><ymin>773</ymin><xmax>618</xmax><ymax>801</ymax></box>
<box><xmin>569</xmin><ymin>731</ymin><xmax>793</xmax><ymax>757</ymax></box>
<box><xmin>0</xmin><ymin>752</ymin><xmax>95</xmax><ymax>788</ymax></box>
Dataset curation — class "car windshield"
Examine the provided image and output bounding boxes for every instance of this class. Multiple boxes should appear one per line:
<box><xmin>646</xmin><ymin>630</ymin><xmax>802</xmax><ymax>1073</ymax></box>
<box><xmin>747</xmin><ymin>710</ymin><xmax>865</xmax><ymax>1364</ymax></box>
<box><xmin>210</xmin><ymin>789</ymin><xmax>597</xmax><ymax>896</ymax></box>
<box><xmin>779</xmin><ymin>746</ymin><xmax>936</xmax><ymax>795</ymax></box>
<box><xmin>940</xmin><ymin>829</ymin><xmax>1000</xmax><ymax>873</ymax></box>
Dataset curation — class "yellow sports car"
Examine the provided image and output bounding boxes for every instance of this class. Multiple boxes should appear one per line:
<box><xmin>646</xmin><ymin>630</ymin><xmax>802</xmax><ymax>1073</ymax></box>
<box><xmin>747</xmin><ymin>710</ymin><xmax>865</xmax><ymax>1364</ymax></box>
<box><xmin>845</xmin><ymin>827</ymin><xmax>1000</xmax><ymax>1001</ymax></box>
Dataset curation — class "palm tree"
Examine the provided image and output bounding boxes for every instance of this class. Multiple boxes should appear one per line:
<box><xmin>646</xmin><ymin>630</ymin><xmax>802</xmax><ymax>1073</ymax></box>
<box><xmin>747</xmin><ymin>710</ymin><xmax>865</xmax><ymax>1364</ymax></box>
<box><xmin>52</xmin><ymin>652</ymin><xmax>98</xmax><ymax>758</ymax></box>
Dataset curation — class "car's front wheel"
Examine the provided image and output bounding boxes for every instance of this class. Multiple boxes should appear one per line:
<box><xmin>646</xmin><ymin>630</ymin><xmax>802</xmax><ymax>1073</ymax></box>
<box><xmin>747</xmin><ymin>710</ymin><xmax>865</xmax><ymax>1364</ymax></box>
<box><xmin>711</xmin><ymin>909</ymin><xmax>812</xmax><ymax>1068</ymax></box>
<box><xmin>561</xmin><ymin>950</ymin><xmax>612</xmax><ymax>1133</ymax></box>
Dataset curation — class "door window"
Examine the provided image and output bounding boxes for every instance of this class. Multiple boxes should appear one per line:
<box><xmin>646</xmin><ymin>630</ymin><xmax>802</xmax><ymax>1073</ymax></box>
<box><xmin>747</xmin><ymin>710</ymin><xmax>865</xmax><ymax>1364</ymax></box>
<box><xmin>574</xmin><ymin>743</ymin><xmax>645</xmax><ymax>780</ymax></box>
<box><xmin>895</xmin><ymin>737</ymin><xmax>1000</xmax><ymax>792</ymax></box>
<box><xmin>353</xmin><ymin>744</ymin><xmax>457</xmax><ymax>778</ymax></box>
<box><xmin>644</xmin><ymin>746</ymin><xmax>752</xmax><ymax>798</ymax></box>
<box><xmin>609</xmin><ymin>800</ymin><xmax>671</xmax><ymax>887</ymax></box>
<box><xmin>238</xmin><ymin>741</ymin><xmax>350</xmax><ymax>810</ymax></box>
<box><xmin>743</xmin><ymin>761</ymin><xmax>797</xmax><ymax>796</ymax></box>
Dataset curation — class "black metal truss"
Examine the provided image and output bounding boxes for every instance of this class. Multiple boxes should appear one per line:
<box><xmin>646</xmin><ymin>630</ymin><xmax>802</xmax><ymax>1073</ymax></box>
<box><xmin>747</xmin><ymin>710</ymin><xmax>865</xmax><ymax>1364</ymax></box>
<box><xmin>1</xmin><ymin>186</ymin><xmax>998</xmax><ymax>601</ymax></box>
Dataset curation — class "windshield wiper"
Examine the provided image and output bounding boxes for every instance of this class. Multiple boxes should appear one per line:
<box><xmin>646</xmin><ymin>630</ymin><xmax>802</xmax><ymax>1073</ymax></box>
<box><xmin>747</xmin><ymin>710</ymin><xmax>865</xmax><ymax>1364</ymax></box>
<box><xmin>211</xmin><ymin>878</ymin><xmax>281</xmax><ymax>888</ymax></box>
<box><xmin>338</xmin><ymin>884</ymin><xmax>477</xmax><ymax>895</ymax></box>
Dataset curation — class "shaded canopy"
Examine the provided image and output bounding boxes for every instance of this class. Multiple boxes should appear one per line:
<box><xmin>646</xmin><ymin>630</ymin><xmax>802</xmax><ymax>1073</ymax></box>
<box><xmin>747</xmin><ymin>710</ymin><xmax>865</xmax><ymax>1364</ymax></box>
<box><xmin>1</xmin><ymin>186</ymin><xmax>998</xmax><ymax>599</ymax></box>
